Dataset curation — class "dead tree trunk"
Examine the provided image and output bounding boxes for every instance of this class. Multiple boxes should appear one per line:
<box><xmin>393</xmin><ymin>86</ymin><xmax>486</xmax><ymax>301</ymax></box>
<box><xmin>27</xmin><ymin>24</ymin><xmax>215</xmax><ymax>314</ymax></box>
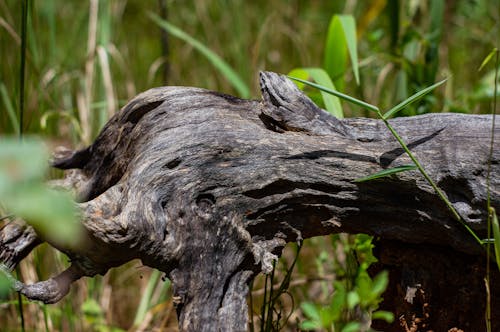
<box><xmin>1</xmin><ymin>72</ymin><xmax>499</xmax><ymax>331</ymax></box>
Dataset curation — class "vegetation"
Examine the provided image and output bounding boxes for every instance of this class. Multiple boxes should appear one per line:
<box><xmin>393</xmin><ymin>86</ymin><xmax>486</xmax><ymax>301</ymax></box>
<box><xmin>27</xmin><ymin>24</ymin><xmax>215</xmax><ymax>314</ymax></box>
<box><xmin>0</xmin><ymin>0</ymin><xmax>499</xmax><ymax>331</ymax></box>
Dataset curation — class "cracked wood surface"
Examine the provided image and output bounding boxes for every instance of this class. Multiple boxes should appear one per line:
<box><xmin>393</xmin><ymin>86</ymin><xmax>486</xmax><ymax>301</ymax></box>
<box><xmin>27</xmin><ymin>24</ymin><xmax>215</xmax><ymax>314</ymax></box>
<box><xmin>1</xmin><ymin>72</ymin><xmax>499</xmax><ymax>331</ymax></box>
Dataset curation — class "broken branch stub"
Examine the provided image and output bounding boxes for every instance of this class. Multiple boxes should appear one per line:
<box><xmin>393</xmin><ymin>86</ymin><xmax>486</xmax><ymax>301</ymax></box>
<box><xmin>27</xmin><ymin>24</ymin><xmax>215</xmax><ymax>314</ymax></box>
<box><xmin>1</xmin><ymin>72</ymin><xmax>499</xmax><ymax>331</ymax></box>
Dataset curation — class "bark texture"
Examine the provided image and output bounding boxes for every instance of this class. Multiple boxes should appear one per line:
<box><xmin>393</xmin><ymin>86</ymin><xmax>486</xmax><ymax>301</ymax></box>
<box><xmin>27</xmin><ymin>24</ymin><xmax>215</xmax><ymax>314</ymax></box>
<box><xmin>1</xmin><ymin>72</ymin><xmax>499</xmax><ymax>331</ymax></box>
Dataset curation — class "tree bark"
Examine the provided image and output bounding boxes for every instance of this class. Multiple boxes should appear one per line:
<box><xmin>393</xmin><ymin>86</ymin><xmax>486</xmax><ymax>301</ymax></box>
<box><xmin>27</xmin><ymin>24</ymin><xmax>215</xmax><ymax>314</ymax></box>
<box><xmin>1</xmin><ymin>72</ymin><xmax>499</xmax><ymax>331</ymax></box>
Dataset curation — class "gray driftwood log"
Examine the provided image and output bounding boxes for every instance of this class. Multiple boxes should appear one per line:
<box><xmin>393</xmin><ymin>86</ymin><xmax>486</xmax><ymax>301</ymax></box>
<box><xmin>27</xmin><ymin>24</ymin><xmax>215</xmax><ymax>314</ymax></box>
<box><xmin>1</xmin><ymin>72</ymin><xmax>499</xmax><ymax>331</ymax></box>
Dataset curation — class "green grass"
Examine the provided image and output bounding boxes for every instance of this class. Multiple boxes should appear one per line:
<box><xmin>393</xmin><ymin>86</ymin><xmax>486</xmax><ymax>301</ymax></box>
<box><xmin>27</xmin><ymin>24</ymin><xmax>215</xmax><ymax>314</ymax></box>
<box><xmin>0</xmin><ymin>1</ymin><xmax>499</xmax><ymax>331</ymax></box>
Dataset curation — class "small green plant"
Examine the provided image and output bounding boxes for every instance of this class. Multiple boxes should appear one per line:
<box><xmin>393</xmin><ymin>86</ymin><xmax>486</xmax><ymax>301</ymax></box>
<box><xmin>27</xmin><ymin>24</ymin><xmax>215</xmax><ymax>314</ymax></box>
<box><xmin>300</xmin><ymin>234</ymin><xmax>393</xmax><ymax>331</ymax></box>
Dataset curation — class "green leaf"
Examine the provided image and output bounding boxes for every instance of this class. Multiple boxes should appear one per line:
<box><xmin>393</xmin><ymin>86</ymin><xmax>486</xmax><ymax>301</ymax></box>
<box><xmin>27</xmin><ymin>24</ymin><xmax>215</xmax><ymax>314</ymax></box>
<box><xmin>372</xmin><ymin>310</ymin><xmax>395</xmax><ymax>323</ymax></box>
<box><xmin>354</xmin><ymin>234</ymin><xmax>378</xmax><ymax>268</ymax></box>
<box><xmin>82</xmin><ymin>298</ymin><xmax>103</xmax><ymax>319</ymax></box>
<box><xmin>288</xmin><ymin>68</ymin><xmax>344</xmax><ymax>118</ymax></box>
<box><xmin>355</xmin><ymin>270</ymin><xmax>373</xmax><ymax>304</ymax></box>
<box><xmin>491</xmin><ymin>207</ymin><xmax>500</xmax><ymax>272</ymax></box>
<box><xmin>324</xmin><ymin>15</ymin><xmax>359</xmax><ymax>90</ymax></box>
<box><xmin>0</xmin><ymin>138</ymin><xmax>47</xmax><ymax>190</ymax></box>
<box><xmin>354</xmin><ymin>165</ymin><xmax>417</xmax><ymax>183</ymax></box>
<box><xmin>300</xmin><ymin>320</ymin><xmax>321</xmax><ymax>330</ymax></box>
<box><xmin>287</xmin><ymin>68</ymin><xmax>309</xmax><ymax>90</ymax></box>
<box><xmin>301</xmin><ymin>302</ymin><xmax>321</xmax><ymax>322</ymax></box>
<box><xmin>148</xmin><ymin>13</ymin><xmax>250</xmax><ymax>98</ymax></box>
<box><xmin>371</xmin><ymin>270</ymin><xmax>389</xmax><ymax>297</ymax></box>
<box><xmin>383</xmin><ymin>78</ymin><xmax>448</xmax><ymax>119</ymax></box>
<box><xmin>342</xmin><ymin>322</ymin><xmax>361</xmax><ymax>332</ymax></box>
<box><xmin>319</xmin><ymin>307</ymin><xmax>335</xmax><ymax>327</ymax></box>
<box><xmin>329</xmin><ymin>281</ymin><xmax>347</xmax><ymax>321</ymax></box>
<box><xmin>288</xmin><ymin>76</ymin><xmax>379</xmax><ymax>113</ymax></box>
<box><xmin>0</xmin><ymin>138</ymin><xmax>81</xmax><ymax>247</ymax></box>
<box><xmin>479</xmin><ymin>48</ymin><xmax>498</xmax><ymax>72</ymax></box>
<box><xmin>3</xmin><ymin>184</ymin><xmax>81</xmax><ymax>246</ymax></box>
<box><xmin>0</xmin><ymin>267</ymin><xmax>13</xmax><ymax>298</ymax></box>
<box><xmin>347</xmin><ymin>290</ymin><xmax>360</xmax><ymax>309</ymax></box>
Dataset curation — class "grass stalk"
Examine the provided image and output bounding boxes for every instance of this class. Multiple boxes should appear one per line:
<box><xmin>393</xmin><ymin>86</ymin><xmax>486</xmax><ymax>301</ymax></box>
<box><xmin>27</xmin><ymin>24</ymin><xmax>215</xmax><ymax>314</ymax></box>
<box><xmin>81</xmin><ymin>0</ymin><xmax>99</xmax><ymax>144</ymax></box>
<box><xmin>15</xmin><ymin>268</ymin><xmax>25</xmax><ymax>332</ymax></box>
<box><xmin>97</xmin><ymin>46</ymin><xmax>116</xmax><ymax>119</ymax></box>
<box><xmin>19</xmin><ymin>0</ymin><xmax>28</xmax><ymax>138</ymax></box>
<box><xmin>249</xmin><ymin>279</ymin><xmax>255</xmax><ymax>332</ymax></box>
<box><xmin>264</xmin><ymin>260</ymin><xmax>276</xmax><ymax>331</ymax></box>
<box><xmin>380</xmin><ymin>116</ymin><xmax>483</xmax><ymax>245</ymax></box>
<box><xmin>485</xmin><ymin>47</ymin><xmax>499</xmax><ymax>332</ymax></box>
<box><xmin>16</xmin><ymin>1</ymin><xmax>29</xmax><ymax>329</ymax></box>
<box><xmin>260</xmin><ymin>273</ymin><xmax>268</xmax><ymax>331</ymax></box>
<box><xmin>289</xmin><ymin>76</ymin><xmax>380</xmax><ymax>113</ymax></box>
<box><xmin>158</xmin><ymin>0</ymin><xmax>170</xmax><ymax>85</ymax></box>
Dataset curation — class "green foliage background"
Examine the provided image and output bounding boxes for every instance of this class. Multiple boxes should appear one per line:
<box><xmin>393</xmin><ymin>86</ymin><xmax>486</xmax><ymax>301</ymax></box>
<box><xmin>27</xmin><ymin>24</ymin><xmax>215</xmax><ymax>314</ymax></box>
<box><xmin>0</xmin><ymin>0</ymin><xmax>499</xmax><ymax>331</ymax></box>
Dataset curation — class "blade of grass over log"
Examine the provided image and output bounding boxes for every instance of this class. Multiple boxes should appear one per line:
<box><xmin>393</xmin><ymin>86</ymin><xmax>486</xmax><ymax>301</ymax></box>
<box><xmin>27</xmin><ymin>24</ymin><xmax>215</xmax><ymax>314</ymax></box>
<box><xmin>291</xmin><ymin>74</ymin><xmax>482</xmax><ymax>246</ymax></box>
<box><xmin>354</xmin><ymin>164</ymin><xmax>417</xmax><ymax>182</ymax></box>
<box><xmin>288</xmin><ymin>76</ymin><xmax>379</xmax><ymax>113</ymax></box>
<box><xmin>149</xmin><ymin>13</ymin><xmax>250</xmax><ymax>99</ymax></box>
<box><xmin>383</xmin><ymin>78</ymin><xmax>448</xmax><ymax>119</ymax></box>
<box><xmin>288</xmin><ymin>68</ymin><xmax>343</xmax><ymax>118</ymax></box>
<box><xmin>491</xmin><ymin>208</ymin><xmax>500</xmax><ymax>272</ymax></box>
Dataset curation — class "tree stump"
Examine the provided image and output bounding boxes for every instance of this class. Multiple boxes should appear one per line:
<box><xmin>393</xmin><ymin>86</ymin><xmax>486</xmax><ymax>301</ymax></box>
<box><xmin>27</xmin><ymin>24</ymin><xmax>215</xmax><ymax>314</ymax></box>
<box><xmin>1</xmin><ymin>72</ymin><xmax>499</xmax><ymax>331</ymax></box>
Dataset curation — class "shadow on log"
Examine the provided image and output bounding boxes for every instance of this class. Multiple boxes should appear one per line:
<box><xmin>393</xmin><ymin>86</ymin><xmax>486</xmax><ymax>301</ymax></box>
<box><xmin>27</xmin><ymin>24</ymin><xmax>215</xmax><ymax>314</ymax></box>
<box><xmin>1</xmin><ymin>72</ymin><xmax>499</xmax><ymax>331</ymax></box>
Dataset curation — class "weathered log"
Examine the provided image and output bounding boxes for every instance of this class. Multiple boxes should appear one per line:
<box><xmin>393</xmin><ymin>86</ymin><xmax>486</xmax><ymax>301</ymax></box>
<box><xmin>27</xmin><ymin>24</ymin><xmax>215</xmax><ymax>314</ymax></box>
<box><xmin>1</xmin><ymin>72</ymin><xmax>499</xmax><ymax>331</ymax></box>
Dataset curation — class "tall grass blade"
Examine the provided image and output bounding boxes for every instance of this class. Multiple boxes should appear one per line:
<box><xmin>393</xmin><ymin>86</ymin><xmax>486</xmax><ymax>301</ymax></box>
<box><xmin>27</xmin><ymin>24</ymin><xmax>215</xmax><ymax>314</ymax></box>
<box><xmin>383</xmin><ymin>78</ymin><xmax>448</xmax><ymax>119</ymax></box>
<box><xmin>491</xmin><ymin>208</ymin><xmax>500</xmax><ymax>272</ymax></box>
<box><xmin>354</xmin><ymin>164</ymin><xmax>417</xmax><ymax>183</ymax></box>
<box><xmin>97</xmin><ymin>46</ymin><xmax>116</xmax><ymax>122</ymax></box>
<box><xmin>19</xmin><ymin>0</ymin><xmax>28</xmax><ymax>138</ymax></box>
<box><xmin>288</xmin><ymin>76</ymin><xmax>379</xmax><ymax>113</ymax></box>
<box><xmin>81</xmin><ymin>0</ymin><xmax>99</xmax><ymax>144</ymax></box>
<box><xmin>149</xmin><ymin>13</ymin><xmax>250</xmax><ymax>98</ymax></box>
<box><xmin>324</xmin><ymin>15</ymin><xmax>359</xmax><ymax>90</ymax></box>
<box><xmin>485</xmin><ymin>276</ymin><xmax>491</xmax><ymax>332</ymax></box>
<box><xmin>426</xmin><ymin>0</ymin><xmax>444</xmax><ymax>84</ymax></box>
<box><xmin>40</xmin><ymin>110</ymin><xmax>83</xmax><ymax>139</ymax></box>
<box><xmin>478</xmin><ymin>48</ymin><xmax>498</xmax><ymax>72</ymax></box>
<box><xmin>339</xmin><ymin>15</ymin><xmax>359</xmax><ymax>85</ymax></box>
<box><xmin>429</xmin><ymin>0</ymin><xmax>444</xmax><ymax>41</ymax></box>
<box><xmin>133</xmin><ymin>270</ymin><xmax>161</xmax><ymax>327</ymax></box>
<box><xmin>487</xmin><ymin>49</ymin><xmax>499</xmax><ymax>281</ymax></box>
<box><xmin>0</xmin><ymin>83</ymin><xmax>19</xmax><ymax>135</ymax></box>
<box><xmin>288</xmin><ymin>68</ymin><xmax>343</xmax><ymax>118</ymax></box>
